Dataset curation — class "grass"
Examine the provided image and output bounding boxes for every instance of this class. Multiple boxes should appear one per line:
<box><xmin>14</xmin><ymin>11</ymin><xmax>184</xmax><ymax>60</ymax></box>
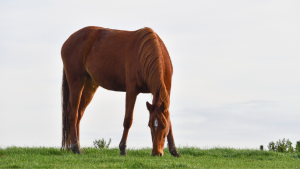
<box><xmin>0</xmin><ymin>147</ymin><xmax>299</xmax><ymax>168</ymax></box>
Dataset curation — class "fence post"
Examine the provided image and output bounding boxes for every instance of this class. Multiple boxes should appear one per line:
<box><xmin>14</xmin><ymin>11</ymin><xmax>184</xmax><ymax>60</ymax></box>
<box><xmin>260</xmin><ymin>145</ymin><xmax>263</xmax><ymax>151</ymax></box>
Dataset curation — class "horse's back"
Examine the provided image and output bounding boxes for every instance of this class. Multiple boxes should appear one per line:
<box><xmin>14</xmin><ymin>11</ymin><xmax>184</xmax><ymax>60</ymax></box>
<box><xmin>61</xmin><ymin>26</ymin><xmax>140</xmax><ymax>91</ymax></box>
<box><xmin>61</xmin><ymin>26</ymin><xmax>172</xmax><ymax>93</ymax></box>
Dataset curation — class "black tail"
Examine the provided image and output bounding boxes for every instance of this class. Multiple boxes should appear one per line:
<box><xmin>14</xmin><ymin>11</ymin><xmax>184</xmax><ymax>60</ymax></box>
<box><xmin>62</xmin><ymin>69</ymin><xmax>70</xmax><ymax>150</ymax></box>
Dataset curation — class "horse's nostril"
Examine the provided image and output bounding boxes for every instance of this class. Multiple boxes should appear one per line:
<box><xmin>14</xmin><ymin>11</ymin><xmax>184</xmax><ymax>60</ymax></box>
<box><xmin>159</xmin><ymin>153</ymin><xmax>162</xmax><ymax>156</ymax></box>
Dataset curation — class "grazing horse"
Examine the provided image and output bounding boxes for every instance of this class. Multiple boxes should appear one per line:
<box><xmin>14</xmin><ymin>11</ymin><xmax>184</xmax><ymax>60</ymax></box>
<box><xmin>61</xmin><ymin>26</ymin><xmax>180</xmax><ymax>156</ymax></box>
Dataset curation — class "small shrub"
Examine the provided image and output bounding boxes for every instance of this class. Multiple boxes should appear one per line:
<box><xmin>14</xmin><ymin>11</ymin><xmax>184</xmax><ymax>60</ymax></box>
<box><xmin>268</xmin><ymin>138</ymin><xmax>294</xmax><ymax>153</ymax></box>
<box><xmin>268</xmin><ymin>141</ymin><xmax>276</xmax><ymax>151</ymax></box>
<box><xmin>286</xmin><ymin>139</ymin><xmax>294</xmax><ymax>153</ymax></box>
<box><xmin>296</xmin><ymin>141</ymin><xmax>300</xmax><ymax>153</ymax></box>
<box><xmin>93</xmin><ymin>138</ymin><xmax>111</xmax><ymax>149</ymax></box>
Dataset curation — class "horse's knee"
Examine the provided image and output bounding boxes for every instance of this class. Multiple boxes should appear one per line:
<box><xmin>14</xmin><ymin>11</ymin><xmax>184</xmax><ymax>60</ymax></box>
<box><xmin>123</xmin><ymin>118</ymin><xmax>133</xmax><ymax>129</ymax></box>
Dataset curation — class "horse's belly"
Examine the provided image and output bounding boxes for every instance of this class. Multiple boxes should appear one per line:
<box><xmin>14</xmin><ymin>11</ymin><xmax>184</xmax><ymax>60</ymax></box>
<box><xmin>88</xmin><ymin>69</ymin><xmax>126</xmax><ymax>91</ymax></box>
<box><xmin>86</xmin><ymin>56</ymin><xmax>126</xmax><ymax>92</ymax></box>
<box><xmin>95</xmin><ymin>75</ymin><xmax>126</xmax><ymax>92</ymax></box>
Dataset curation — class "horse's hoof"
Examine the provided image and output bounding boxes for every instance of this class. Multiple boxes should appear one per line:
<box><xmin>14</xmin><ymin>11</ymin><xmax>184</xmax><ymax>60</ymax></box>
<box><xmin>120</xmin><ymin>150</ymin><xmax>127</xmax><ymax>156</ymax></box>
<box><xmin>71</xmin><ymin>143</ymin><xmax>82</xmax><ymax>154</ymax></box>
<box><xmin>171</xmin><ymin>151</ymin><xmax>181</xmax><ymax>157</ymax></box>
<box><xmin>119</xmin><ymin>142</ymin><xmax>127</xmax><ymax>156</ymax></box>
<box><xmin>169</xmin><ymin>147</ymin><xmax>180</xmax><ymax>157</ymax></box>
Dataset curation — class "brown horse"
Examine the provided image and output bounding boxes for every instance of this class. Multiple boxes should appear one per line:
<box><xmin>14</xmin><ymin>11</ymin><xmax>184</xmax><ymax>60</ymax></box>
<box><xmin>61</xmin><ymin>26</ymin><xmax>180</xmax><ymax>156</ymax></box>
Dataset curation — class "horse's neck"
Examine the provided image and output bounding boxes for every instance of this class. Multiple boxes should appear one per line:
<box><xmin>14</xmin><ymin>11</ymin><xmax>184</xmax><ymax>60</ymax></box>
<box><xmin>152</xmin><ymin>83</ymin><xmax>169</xmax><ymax>108</ymax></box>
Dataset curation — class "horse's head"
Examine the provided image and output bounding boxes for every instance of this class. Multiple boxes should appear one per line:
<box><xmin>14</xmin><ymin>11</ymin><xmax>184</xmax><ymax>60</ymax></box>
<box><xmin>146</xmin><ymin>101</ymin><xmax>169</xmax><ymax>156</ymax></box>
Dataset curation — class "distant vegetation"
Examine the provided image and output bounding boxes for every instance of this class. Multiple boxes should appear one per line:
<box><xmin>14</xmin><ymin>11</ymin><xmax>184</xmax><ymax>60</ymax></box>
<box><xmin>93</xmin><ymin>138</ymin><xmax>111</xmax><ymax>149</ymax></box>
<box><xmin>0</xmin><ymin>146</ymin><xmax>299</xmax><ymax>168</ymax></box>
<box><xmin>268</xmin><ymin>138</ymin><xmax>299</xmax><ymax>153</ymax></box>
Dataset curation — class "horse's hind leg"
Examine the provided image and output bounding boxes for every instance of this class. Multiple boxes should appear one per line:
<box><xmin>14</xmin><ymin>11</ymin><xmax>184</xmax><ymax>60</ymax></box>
<box><xmin>67</xmin><ymin>73</ymin><xmax>87</xmax><ymax>154</ymax></box>
<box><xmin>76</xmin><ymin>77</ymin><xmax>98</xmax><ymax>141</ymax></box>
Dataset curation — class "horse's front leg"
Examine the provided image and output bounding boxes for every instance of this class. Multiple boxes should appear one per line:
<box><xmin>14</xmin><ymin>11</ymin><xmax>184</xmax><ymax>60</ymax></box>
<box><xmin>167</xmin><ymin>121</ymin><xmax>181</xmax><ymax>157</ymax></box>
<box><xmin>119</xmin><ymin>86</ymin><xmax>138</xmax><ymax>155</ymax></box>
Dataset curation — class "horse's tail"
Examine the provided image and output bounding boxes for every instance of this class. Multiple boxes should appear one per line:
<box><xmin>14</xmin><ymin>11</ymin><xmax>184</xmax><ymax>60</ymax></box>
<box><xmin>61</xmin><ymin>68</ymin><xmax>70</xmax><ymax>150</ymax></box>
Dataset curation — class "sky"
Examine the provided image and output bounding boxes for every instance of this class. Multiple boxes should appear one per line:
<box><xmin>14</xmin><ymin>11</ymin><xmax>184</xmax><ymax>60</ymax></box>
<box><xmin>0</xmin><ymin>0</ymin><xmax>299</xmax><ymax>150</ymax></box>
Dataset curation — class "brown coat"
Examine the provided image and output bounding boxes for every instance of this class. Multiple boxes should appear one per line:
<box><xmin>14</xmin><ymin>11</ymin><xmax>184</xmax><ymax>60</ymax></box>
<box><xmin>61</xmin><ymin>26</ymin><xmax>179</xmax><ymax>156</ymax></box>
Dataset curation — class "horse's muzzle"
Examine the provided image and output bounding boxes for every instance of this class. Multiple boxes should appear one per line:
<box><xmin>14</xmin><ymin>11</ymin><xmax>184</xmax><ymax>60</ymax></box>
<box><xmin>152</xmin><ymin>150</ymin><xmax>164</xmax><ymax>156</ymax></box>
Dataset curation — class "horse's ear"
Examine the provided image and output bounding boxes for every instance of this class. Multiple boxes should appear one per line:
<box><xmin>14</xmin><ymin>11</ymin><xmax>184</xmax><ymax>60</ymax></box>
<box><xmin>160</xmin><ymin>102</ymin><xmax>167</xmax><ymax>112</ymax></box>
<box><xmin>146</xmin><ymin>101</ymin><xmax>153</xmax><ymax>112</ymax></box>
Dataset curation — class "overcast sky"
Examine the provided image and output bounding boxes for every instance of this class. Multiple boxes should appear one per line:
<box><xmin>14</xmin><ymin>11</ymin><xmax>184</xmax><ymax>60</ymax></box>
<box><xmin>0</xmin><ymin>0</ymin><xmax>299</xmax><ymax>150</ymax></box>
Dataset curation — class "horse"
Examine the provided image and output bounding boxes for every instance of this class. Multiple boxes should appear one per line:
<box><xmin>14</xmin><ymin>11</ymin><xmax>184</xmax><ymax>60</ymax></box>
<box><xmin>61</xmin><ymin>26</ymin><xmax>180</xmax><ymax>157</ymax></box>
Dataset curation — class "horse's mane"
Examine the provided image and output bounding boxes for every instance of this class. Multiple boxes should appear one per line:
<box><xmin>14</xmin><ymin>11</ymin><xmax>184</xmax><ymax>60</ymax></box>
<box><xmin>136</xmin><ymin>27</ymin><xmax>170</xmax><ymax>113</ymax></box>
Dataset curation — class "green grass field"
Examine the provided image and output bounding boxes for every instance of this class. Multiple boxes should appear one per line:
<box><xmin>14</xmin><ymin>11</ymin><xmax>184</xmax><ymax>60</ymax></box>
<box><xmin>0</xmin><ymin>147</ymin><xmax>299</xmax><ymax>168</ymax></box>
